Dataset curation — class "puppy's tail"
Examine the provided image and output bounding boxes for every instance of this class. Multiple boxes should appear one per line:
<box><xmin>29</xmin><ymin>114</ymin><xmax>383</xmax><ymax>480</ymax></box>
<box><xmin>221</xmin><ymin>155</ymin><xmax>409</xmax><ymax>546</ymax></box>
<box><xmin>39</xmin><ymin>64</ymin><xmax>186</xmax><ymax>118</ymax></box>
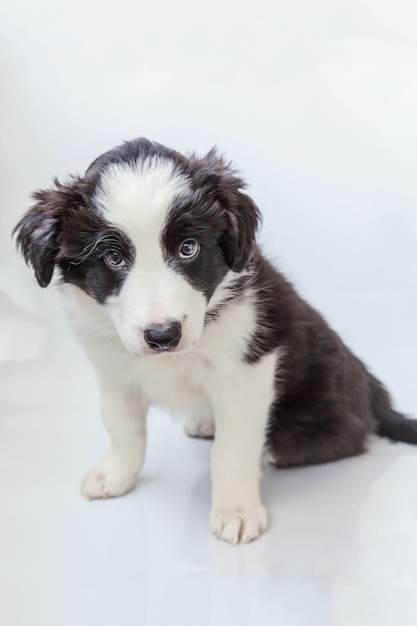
<box><xmin>370</xmin><ymin>375</ymin><xmax>417</xmax><ymax>444</ymax></box>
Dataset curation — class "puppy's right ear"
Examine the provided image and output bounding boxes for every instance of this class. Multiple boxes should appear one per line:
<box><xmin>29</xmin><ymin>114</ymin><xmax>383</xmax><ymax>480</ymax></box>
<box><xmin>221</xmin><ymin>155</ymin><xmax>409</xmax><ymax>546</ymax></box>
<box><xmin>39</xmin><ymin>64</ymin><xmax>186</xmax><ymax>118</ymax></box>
<box><xmin>13</xmin><ymin>178</ymin><xmax>82</xmax><ymax>287</ymax></box>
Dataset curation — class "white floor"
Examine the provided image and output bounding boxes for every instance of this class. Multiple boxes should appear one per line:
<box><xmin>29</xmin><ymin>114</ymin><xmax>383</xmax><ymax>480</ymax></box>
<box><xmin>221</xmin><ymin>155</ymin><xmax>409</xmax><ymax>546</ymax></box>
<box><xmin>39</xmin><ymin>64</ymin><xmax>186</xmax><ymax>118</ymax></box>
<box><xmin>1</xmin><ymin>294</ymin><xmax>417</xmax><ymax>626</ymax></box>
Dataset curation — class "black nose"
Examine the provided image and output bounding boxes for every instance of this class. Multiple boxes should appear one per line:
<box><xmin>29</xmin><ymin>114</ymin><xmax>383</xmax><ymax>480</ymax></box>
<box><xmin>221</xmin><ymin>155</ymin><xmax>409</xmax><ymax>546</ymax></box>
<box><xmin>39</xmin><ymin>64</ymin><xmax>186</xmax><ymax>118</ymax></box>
<box><xmin>144</xmin><ymin>321</ymin><xmax>182</xmax><ymax>351</ymax></box>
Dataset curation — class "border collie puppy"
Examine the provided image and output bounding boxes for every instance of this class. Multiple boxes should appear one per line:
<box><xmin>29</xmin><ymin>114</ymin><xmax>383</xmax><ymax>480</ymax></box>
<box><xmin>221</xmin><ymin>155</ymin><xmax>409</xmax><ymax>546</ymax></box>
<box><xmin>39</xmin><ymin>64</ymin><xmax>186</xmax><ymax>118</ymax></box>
<box><xmin>14</xmin><ymin>138</ymin><xmax>417</xmax><ymax>545</ymax></box>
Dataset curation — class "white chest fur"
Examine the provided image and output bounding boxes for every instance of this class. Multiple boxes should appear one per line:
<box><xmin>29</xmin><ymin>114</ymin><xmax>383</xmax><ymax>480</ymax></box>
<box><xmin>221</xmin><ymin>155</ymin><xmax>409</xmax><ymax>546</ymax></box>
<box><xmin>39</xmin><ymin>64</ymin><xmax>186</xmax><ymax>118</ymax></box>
<box><xmin>63</xmin><ymin>283</ymin><xmax>272</xmax><ymax>416</ymax></box>
<box><xmin>133</xmin><ymin>351</ymin><xmax>214</xmax><ymax>413</ymax></box>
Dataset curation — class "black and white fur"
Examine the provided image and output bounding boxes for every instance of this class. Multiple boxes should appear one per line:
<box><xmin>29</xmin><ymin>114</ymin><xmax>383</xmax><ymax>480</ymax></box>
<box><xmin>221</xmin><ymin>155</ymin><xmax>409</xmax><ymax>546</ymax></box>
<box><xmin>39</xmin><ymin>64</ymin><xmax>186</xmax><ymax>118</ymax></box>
<box><xmin>14</xmin><ymin>138</ymin><xmax>417</xmax><ymax>545</ymax></box>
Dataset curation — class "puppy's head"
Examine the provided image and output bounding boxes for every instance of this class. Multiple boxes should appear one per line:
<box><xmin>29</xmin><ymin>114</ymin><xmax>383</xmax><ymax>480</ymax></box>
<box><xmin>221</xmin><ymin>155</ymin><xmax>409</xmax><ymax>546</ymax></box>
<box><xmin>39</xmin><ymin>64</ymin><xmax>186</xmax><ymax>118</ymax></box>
<box><xmin>14</xmin><ymin>138</ymin><xmax>260</xmax><ymax>356</ymax></box>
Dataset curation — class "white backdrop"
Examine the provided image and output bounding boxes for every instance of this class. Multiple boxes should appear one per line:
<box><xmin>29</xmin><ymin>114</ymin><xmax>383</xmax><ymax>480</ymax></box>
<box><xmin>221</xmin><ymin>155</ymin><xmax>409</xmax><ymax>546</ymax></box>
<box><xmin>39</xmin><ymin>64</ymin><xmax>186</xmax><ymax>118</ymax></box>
<box><xmin>1</xmin><ymin>0</ymin><xmax>416</xmax><ymax>406</ymax></box>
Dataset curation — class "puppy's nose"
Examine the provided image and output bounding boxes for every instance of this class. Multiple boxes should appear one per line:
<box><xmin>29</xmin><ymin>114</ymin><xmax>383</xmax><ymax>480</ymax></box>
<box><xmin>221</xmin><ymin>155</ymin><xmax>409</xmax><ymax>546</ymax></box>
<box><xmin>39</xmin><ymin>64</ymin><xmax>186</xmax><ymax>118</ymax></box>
<box><xmin>144</xmin><ymin>321</ymin><xmax>182</xmax><ymax>351</ymax></box>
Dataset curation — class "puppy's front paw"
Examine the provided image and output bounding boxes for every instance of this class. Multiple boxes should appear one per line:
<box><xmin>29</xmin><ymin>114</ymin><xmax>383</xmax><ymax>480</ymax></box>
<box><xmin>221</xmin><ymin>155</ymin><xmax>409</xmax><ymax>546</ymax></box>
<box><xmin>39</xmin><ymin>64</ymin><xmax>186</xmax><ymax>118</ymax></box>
<box><xmin>210</xmin><ymin>503</ymin><xmax>268</xmax><ymax>545</ymax></box>
<box><xmin>80</xmin><ymin>456</ymin><xmax>137</xmax><ymax>500</ymax></box>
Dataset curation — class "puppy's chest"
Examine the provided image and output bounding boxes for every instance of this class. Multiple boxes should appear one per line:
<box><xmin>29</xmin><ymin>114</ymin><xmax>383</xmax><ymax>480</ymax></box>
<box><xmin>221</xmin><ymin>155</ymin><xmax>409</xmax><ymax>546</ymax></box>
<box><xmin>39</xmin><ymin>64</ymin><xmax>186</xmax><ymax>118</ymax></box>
<box><xmin>134</xmin><ymin>352</ymin><xmax>216</xmax><ymax>412</ymax></box>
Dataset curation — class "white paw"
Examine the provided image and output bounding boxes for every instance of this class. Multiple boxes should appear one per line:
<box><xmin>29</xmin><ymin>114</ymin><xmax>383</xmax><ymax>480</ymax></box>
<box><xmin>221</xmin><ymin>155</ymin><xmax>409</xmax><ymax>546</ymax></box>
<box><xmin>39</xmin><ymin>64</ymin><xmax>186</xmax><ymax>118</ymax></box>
<box><xmin>184</xmin><ymin>415</ymin><xmax>215</xmax><ymax>439</ymax></box>
<box><xmin>80</xmin><ymin>456</ymin><xmax>137</xmax><ymax>500</ymax></box>
<box><xmin>210</xmin><ymin>503</ymin><xmax>268</xmax><ymax>545</ymax></box>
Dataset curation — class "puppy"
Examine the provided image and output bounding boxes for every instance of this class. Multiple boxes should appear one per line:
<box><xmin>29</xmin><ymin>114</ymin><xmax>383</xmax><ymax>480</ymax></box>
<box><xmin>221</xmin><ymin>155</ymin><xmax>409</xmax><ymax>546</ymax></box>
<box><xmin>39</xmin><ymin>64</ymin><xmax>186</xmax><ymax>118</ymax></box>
<box><xmin>14</xmin><ymin>138</ymin><xmax>417</xmax><ymax>545</ymax></box>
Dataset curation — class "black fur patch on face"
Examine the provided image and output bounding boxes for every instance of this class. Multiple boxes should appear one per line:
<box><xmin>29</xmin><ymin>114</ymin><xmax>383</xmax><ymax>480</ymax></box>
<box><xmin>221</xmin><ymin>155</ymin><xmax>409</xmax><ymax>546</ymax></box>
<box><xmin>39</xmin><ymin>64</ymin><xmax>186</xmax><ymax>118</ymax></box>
<box><xmin>160</xmin><ymin>145</ymin><xmax>262</xmax><ymax>303</ymax></box>
<box><xmin>57</xmin><ymin>205</ymin><xmax>135</xmax><ymax>304</ymax></box>
<box><xmin>14</xmin><ymin>176</ymin><xmax>135</xmax><ymax>303</ymax></box>
<box><xmin>162</xmin><ymin>195</ymin><xmax>230</xmax><ymax>301</ymax></box>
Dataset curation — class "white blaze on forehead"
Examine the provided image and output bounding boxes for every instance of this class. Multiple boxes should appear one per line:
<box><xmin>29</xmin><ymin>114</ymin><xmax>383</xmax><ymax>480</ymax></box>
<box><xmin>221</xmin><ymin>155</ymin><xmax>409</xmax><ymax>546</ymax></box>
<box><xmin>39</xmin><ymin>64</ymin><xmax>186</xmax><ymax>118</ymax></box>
<box><xmin>94</xmin><ymin>157</ymin><xmax>190</xmax><ymax>244</ymax></box>
<box><xmin>93</xmin><ymin>156</ymin><xmax>204</xmax><ymax>347</ymax></box>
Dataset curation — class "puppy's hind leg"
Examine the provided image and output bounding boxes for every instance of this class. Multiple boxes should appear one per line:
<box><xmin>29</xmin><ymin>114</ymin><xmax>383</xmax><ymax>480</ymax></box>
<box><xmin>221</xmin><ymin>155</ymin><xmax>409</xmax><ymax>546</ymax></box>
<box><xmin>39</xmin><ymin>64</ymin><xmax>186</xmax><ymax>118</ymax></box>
<box><xmin>184</xmin><ymin>412</ymin><xmax>215</xmax><ymax>440</ymax></box>
<box><xmin>81</xmin><ymin>371</ymin><xmax>148</xmax><ymax>500</ymax></box>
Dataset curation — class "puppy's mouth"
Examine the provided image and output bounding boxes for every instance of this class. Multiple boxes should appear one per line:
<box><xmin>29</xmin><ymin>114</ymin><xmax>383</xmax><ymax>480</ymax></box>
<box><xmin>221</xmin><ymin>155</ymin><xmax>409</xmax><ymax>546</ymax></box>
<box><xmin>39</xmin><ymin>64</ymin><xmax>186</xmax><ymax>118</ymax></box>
<box><xmin>143</xmin><ymin>345</ymin><xmax>180</xmax><ymax>356</ymax></box>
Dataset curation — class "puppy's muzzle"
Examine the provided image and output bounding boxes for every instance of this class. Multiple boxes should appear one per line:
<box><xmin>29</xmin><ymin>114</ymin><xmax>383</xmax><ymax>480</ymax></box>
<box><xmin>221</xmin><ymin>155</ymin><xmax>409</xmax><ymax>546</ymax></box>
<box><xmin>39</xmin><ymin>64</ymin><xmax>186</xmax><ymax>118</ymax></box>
<box><xmin>144</xmin><ymin>321</ymin><xmax>182</xmax><ymax>352</ymax></box>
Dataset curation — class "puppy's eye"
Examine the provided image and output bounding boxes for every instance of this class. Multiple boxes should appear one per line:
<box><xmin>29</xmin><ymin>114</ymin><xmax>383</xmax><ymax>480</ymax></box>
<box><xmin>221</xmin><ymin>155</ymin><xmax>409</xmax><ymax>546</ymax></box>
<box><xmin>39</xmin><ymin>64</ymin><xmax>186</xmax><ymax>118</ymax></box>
<box><xmin>103</xmin><ymin>250</ymin><xmax>125</xmax><ymax>268</ymax></box>
<box><xmin>179</xmin><ymin>240</ymin><xmax>200</xmax><ymax>259</ymax></box>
